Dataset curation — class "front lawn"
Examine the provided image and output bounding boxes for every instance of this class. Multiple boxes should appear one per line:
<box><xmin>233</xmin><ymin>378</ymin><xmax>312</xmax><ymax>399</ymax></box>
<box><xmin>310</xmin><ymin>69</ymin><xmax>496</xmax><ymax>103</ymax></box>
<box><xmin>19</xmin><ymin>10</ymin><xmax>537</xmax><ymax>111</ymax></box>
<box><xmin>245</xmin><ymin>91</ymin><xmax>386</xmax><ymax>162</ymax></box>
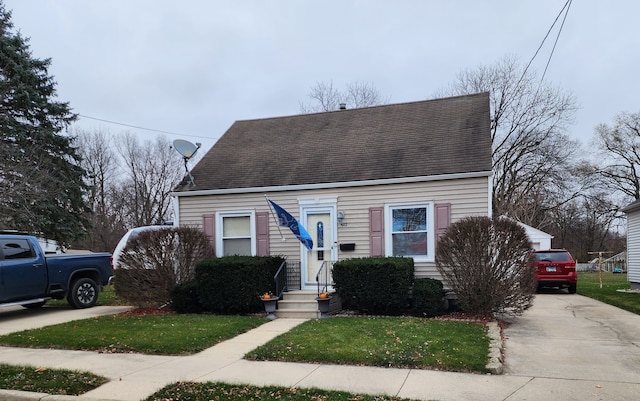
<box><xmin>145</xmin><ymin>382</ymin><xmax>421</xmax><ymax>401</ymax></box>
<box><xmin>577</xmin><ymin>272</ymin><xmax>640</xmax><ymax>315</ymax></box>
<box><xmin>246</xmin><ymin>316</ymin><xmax>490</xmax><ymax>372</ymax></box>
<box><xmin>0</xmin><ymin>313</ymin><xmax>266</xmax><ymax>355</ymax></box>
<box><xmin>0</xmin><ymin>363</ymin><xmax>108</xmax><ymax>396</ymax></box>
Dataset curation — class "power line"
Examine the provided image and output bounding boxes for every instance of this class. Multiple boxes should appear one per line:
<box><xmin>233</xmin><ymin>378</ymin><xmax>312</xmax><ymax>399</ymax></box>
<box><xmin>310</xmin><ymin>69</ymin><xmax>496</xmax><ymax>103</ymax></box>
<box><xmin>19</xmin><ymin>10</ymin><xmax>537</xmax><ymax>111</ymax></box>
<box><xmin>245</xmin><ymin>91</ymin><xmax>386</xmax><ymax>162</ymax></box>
<box><xmin>519</xmin><ymin>0</ymin><xmax>573</xmax><ymax>85</ymax></box>
<box><xmin>77</xmin><ymin>114</ymin><xmax>217</xmax><ymax>141</ymax></box>
<box><xmin>540</xmin><ymin>0</ymin><xmax>572</xmax><ymax>82</ymax></box>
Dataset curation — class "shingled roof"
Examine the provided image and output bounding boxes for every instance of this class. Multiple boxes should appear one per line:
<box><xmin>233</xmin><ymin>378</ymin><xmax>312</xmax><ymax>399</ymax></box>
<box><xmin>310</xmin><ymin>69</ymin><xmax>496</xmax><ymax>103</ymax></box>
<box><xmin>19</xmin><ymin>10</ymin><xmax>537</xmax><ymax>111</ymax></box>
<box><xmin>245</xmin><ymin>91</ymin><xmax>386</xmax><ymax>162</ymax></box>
<box><xmin>177</xmin><ymin>92</ymin><xmax>491</xmax><ymax>192</ymax></box>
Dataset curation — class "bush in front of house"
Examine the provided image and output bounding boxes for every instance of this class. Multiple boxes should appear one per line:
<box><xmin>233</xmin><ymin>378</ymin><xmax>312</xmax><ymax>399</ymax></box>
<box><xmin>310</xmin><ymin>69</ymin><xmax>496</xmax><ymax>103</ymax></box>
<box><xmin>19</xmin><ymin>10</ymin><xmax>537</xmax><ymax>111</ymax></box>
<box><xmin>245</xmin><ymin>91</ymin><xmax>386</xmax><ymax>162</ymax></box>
<box><xmin>332</xmin><ymin>257</ymin><xmax>414</xmax><ymax>315</ymax></box>
<box><xmin>412</xmin><ymin>277</ymin><xmax>447</xmax><ymax>317</ymax></box>
<box><xmin>435</xmin><ymin>216</ymin><xmax>537</xmax><ymax>317</ymax></box>
<box><xmin>114</xmin><ymin>226</ymin><xmax>213</xmax><ymax>308</ymax></box>
<box><xmin>195</xmin><ymin>256</ymin><xmax>285</xmax><ymax>314</ymax></box>
<box><xmin>170</xmin><ymin>280</ymin><xmax>204</xmax><ymax>313</ymax></box>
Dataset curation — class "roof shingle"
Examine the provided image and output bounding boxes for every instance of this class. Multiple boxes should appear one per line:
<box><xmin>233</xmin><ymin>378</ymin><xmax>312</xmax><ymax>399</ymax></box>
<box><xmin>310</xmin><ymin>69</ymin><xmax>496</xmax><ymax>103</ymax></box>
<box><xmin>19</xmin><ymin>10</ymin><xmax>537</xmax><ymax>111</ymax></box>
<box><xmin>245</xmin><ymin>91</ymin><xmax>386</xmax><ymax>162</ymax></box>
<box><xmin>179</xmin><ymin>92</ymin><xmax>491</xmax><ymax>191</ymax></box>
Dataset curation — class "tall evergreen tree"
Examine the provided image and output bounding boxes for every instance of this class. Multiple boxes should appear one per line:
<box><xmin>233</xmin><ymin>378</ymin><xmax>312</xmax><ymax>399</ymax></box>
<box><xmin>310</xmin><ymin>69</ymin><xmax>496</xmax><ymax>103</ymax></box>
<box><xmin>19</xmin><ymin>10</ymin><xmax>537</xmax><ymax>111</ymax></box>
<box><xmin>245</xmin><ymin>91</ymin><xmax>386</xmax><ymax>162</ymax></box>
<box><xmin>0</xmin><ymin>2</ymin><xmax>89</xmax><ymax>244</ymax></box>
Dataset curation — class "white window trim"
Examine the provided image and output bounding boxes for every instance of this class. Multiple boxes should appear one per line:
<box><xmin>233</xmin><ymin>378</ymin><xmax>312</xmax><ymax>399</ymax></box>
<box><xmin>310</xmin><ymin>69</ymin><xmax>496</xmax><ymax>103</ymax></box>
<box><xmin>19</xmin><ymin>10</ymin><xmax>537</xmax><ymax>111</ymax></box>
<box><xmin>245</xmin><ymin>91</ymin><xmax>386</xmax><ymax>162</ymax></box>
<box><xmin>215</xmin><ymin>210</ymin><xmax>256</xmax><ymax>257</ymax></box>
<box><xmin>384</xmin><ymin>201</ymin><xmax>435</xmax><ymax>263</ymax></box>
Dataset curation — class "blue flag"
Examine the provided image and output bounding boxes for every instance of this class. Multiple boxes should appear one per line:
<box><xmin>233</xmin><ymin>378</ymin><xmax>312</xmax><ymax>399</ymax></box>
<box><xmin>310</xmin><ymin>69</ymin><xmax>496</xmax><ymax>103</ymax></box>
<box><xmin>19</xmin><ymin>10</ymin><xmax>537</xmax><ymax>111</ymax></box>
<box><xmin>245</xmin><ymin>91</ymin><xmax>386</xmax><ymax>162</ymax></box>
<box><xmin>268</xmin><ymin>199</ymin><xmax>314</xmax><ymax>251</ymax></box>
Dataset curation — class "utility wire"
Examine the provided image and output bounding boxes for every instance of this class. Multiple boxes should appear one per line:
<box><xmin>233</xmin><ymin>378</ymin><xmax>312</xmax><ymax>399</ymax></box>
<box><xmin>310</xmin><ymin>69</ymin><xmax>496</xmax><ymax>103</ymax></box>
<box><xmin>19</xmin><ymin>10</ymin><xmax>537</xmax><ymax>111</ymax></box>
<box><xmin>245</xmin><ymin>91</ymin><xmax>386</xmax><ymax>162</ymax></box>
<box><xmin>518</xmin><ymin>0</ymin><xmax>572</xmax><ymax>86</ymax></box>
<box><xmin>541</xmin><ymin>0</ymin><xmax>572</xmax><ymax>82</ymax></box>
<box><xmin>77</xmin><ymin>114</ymin><xmax>216</xmax><ymax>141</ymax></box>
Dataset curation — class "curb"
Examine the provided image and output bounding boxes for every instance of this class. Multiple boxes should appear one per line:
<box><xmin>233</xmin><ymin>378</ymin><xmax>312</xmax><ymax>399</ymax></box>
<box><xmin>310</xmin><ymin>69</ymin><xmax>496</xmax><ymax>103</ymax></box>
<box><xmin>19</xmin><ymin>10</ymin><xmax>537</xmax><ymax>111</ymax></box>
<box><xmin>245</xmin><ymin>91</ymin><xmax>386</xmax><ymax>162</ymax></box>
<box><xmin>485</xmin><ymin>321</ymin><xmax>504</xmax><ymax>374</ymax></box>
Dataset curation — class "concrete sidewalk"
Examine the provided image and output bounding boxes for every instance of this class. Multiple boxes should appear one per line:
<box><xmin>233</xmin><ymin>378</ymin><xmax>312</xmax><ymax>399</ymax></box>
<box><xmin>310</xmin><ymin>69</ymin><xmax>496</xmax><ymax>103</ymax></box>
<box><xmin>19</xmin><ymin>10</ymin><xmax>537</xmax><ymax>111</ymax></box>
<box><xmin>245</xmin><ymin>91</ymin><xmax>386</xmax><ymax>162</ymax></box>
<box><xmin>0</xmin><ymin>315</ymin><xmax>523</xmax><ymax>401</ymax></box>
<box><xmin>1</xmin><ymin>295</ymin><xmax>640</xmax><ymax>401</ymax></box>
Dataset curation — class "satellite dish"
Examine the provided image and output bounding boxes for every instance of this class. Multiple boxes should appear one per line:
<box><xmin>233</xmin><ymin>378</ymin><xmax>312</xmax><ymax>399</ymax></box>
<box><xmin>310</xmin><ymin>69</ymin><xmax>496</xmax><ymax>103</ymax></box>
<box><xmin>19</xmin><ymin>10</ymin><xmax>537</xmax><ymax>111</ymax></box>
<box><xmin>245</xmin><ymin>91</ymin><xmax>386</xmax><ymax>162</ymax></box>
<box><xmin>172</xmin><ymin>139</ymin><xmax>201</xmax><ymax>186</ymax></box>
<box><xmin>173</xmin><ymin>139</ymin><xmax>201</xmax><ymax>159</ymax></box>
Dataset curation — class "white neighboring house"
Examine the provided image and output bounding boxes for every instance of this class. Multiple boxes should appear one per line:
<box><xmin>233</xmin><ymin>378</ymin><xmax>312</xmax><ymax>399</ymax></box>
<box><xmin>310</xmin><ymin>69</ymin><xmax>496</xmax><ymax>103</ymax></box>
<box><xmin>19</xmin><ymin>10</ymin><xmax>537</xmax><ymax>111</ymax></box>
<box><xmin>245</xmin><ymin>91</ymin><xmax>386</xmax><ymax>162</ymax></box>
<box><xmin>518</xmin><ymin>222</ymin><xmax>553</xmax><ymax>251</ymax></box>
<box><xmin>622</xmin><ymin>200</ymin><xmax>640</xmax><ymax>290</ymax></box>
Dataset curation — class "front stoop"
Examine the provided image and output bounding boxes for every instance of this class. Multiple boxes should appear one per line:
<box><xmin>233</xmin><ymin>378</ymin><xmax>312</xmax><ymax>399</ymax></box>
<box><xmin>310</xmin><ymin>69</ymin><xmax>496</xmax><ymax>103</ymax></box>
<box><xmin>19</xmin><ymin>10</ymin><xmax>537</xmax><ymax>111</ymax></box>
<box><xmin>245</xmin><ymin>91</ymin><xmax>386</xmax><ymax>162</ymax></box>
<box><xmin>274</xmin><ymin>291</ymin><xmax>319</xmax><ymax>319</ymax></box>
<box><xmin>273</xmin><ymin>291</ymin><xmax>341</xmax><ymax>319</ymax></box>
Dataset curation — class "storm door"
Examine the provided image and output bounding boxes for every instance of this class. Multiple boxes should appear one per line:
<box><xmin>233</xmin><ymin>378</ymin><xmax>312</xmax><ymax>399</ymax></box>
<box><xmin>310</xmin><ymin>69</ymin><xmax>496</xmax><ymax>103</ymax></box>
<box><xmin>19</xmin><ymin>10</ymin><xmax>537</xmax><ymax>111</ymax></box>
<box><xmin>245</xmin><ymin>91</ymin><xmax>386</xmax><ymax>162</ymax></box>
<box><xmin>300</xmin><ymin>205</ymin><xmax>337</xmax><ymax>290</ymax></box>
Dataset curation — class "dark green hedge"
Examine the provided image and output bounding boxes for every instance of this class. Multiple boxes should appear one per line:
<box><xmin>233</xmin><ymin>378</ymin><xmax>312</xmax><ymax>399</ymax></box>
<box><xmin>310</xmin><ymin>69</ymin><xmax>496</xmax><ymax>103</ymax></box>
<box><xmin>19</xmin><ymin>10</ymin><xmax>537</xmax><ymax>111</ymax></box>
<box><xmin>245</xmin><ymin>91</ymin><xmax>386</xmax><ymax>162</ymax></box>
<box><xmin>194</xmin><ymin>256</ymin><xmax>284</xmax><ymax>314</ymax></box>
<box><xmin>412</xmin><ymin>277</ymin><xmax>446</xmax><ymax>317</ymax></box>
<box><xmin>170</xmin><ymin>280</ymin><xmax>204</xmax><ymax>313</ymax></box>
<box><xmin>332</xmin><ymin>257</ymin><xmax>414</xmax><ymax>315</ymax></box>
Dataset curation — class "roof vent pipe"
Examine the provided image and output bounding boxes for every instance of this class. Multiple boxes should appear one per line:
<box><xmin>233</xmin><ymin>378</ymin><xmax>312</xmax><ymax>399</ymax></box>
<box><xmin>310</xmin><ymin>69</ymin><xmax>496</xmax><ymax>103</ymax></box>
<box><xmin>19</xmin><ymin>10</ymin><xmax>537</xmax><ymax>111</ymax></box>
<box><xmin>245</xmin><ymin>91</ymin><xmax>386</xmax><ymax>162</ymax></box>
<box><xmin>339</xmin><ymin>103</ymin><xmax>346</xmax><ymax>110</ymax></box>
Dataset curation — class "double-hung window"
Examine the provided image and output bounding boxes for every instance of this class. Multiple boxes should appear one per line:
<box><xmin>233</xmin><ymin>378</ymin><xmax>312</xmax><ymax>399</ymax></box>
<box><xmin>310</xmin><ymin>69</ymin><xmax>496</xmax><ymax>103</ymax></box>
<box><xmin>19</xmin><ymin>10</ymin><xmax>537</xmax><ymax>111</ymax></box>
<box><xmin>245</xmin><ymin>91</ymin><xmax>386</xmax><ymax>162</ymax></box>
<box><xmin>216</xmin><ymin>211</ymin><xmax>255</xmax><ymax>257</ymax></box>
<box><xmin>385</xmin><ymin>202</ymin><xmax>434</xmax><ymax>262</ymax></box>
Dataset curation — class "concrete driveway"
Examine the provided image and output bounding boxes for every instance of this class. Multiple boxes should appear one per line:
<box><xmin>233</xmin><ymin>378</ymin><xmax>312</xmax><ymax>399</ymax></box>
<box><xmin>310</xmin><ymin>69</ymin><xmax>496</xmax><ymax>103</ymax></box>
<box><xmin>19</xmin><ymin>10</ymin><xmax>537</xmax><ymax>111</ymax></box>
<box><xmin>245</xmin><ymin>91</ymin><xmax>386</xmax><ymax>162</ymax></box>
<box><xmin>0</xmin><ymin>304</ymin><xmax>132</xmax><ymax>335</ymax></box>
<box><xmin>502</xmin><ymin>292</ymin><xmax>640</xmax><ymax>400</ymax></box>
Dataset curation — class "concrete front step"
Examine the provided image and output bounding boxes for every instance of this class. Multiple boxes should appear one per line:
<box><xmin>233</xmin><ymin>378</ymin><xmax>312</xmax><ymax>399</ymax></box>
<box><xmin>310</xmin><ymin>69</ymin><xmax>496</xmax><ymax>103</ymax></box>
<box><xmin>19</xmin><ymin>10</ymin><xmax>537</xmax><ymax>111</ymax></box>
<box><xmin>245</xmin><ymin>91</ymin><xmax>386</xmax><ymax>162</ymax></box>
<box><xmin>272</xmin><ymin>291</ymin><xmax>337</xmax><ymax>319</ymax></box>
<box><xmin>280</xmin><ymin>291</ymin><xmax>319</xmax><ymax>300</ymax></box>
<box><xmin>275</xmin><ymin>308</ymin><xmax>321</xmax><ymax>319</ymax></box>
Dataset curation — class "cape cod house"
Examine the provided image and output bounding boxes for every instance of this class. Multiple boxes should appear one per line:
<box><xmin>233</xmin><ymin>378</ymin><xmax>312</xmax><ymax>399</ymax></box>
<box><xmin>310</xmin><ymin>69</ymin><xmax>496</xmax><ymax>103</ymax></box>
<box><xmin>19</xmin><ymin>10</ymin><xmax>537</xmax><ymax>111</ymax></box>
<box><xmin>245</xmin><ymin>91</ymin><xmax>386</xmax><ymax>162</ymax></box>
<box><xmin>171</xmin><ymin>92</ymin><xmax>493</xmax><ymax>309</ymax></box>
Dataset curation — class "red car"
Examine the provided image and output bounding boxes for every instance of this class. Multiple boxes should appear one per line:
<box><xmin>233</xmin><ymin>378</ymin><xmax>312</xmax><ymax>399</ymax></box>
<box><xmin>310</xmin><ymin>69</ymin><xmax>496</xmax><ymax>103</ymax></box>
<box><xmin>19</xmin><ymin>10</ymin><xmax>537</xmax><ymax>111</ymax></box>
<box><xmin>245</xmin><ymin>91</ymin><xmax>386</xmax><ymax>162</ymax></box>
<box><xmin>534</xmin><ymin>249</ymin><xmax>577</xmax><ymax>294</ymax></box>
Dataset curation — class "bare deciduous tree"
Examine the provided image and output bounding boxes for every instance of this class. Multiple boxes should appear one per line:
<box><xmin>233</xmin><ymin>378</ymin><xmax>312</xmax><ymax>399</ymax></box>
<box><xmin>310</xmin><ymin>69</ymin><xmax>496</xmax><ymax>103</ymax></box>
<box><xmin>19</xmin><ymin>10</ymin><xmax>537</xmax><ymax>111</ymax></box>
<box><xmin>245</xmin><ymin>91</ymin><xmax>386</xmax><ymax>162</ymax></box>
<box><xmin>591</xmin><ymin>111</ymin><xmax>640</xmax><ymax>201</ymax></box>
<box><xmin>72</xmin><ymin>129</ymin><xmax>187</xmax><ymax>252</ymax></box>
<box><xmin>548</xmin><ymin>192</ymin><xmax>624</xmax><ymax>262</ymax></box>
<box><xmin>74</xmin><ymin>128</ymin><xmax>124</xmax><ymax>251</ymax></box>
<box><xmin>299</xmin><ymin>80</ymin><xmax>389</xmax><ymax>113</ymax></box>
<box><xmin>437</xmin><ymin>55</ymin><xmax>580</xmax><ymax>227</ymax></box>
<box><xmin>116</xmin><ymin>133</ymin><xmax>184</xmax><ymax>227</ymax></box>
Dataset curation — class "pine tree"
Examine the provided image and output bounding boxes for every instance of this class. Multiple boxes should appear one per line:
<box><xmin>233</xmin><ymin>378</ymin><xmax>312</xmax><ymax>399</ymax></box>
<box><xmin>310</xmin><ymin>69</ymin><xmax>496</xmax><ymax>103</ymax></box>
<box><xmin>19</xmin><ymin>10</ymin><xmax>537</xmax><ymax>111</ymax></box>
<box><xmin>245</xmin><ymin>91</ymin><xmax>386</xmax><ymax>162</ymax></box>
<box><xmin>0</xmin><ymin>2</ymin><xmax>89</xmax><ymax>244</ymax></box>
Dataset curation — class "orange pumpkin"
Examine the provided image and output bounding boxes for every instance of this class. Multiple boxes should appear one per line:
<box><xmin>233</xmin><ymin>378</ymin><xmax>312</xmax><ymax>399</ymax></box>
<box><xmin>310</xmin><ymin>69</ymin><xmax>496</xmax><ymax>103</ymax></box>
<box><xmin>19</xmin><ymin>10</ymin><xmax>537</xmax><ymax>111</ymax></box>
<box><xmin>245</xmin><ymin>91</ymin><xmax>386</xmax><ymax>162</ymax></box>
<box><xmin>262</xmin><ymin>293</ymin><xmax>271</xmax><ymax>300</ymax></box>
<box><xmin>319</xmin><ymin>293</ymin><xmax>328</xmax><ymax>299</ymax></box>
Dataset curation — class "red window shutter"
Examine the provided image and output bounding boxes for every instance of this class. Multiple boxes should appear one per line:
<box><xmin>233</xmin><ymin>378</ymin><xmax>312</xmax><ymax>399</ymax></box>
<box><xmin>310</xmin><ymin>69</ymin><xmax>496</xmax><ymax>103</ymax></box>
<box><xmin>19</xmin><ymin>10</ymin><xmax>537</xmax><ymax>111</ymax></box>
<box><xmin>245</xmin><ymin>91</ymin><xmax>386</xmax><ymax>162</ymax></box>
<box><xmin>202</xmin><ymin>214</ymin><xmax>215</xmax><ymax>252</ymax></box>
<box><xmin>434</xmin><ymin>203</ymin><xmax>451</xmax><ymax>246</ymax></box>
<box><xmin>256</xmin><ymin>212</ymin><xmax>269</xmax><ymax>256</ymax></box>
<box><xmin>369</xmin><ymin>207</ymin><xmax>384</xmax><ymax>256</ymax></box>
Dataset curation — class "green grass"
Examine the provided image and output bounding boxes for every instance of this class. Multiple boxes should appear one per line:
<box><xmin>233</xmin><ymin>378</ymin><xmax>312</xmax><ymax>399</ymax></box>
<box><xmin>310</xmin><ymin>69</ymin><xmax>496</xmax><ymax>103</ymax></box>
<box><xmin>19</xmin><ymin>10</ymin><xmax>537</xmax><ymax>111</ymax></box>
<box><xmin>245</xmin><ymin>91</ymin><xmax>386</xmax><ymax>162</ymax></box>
<box><xmin>0</xmin><ymin>314</ymin><xmax>267</xmax><ymax>355</ymax></box>
<box><xmin>2</xmin><ymin>284</ymin><xmax>486</xmax><ymax>399</ymax></box>
<box><xmin>145</xmin><ymin>381</ymin><xmax>422</xmax><ymax>401</ymax></box>
<box><xmin>577</xmin><ymin>271</ymin><xmax>640</xmax><ymax>315</ymax></box>
<box><xmin>0</xmin><ymin>363</ymin><xmax>108</xmax><ymax>396</ymax></box>
<box><xmin>246</xmin><ymin>316</ymin><xmax>489</xmax><ymax>372</ymax></box>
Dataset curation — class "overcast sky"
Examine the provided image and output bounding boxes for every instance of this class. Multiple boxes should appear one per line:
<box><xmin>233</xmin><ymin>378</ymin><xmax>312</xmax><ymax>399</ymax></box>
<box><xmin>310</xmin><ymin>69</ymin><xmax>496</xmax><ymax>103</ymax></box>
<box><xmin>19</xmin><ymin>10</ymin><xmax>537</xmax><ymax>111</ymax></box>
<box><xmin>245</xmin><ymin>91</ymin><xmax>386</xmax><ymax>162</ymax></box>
<box><xmin>4</xmin><ymin>0</ymin><xmax>638</xmax><ymax>155</ymax></box>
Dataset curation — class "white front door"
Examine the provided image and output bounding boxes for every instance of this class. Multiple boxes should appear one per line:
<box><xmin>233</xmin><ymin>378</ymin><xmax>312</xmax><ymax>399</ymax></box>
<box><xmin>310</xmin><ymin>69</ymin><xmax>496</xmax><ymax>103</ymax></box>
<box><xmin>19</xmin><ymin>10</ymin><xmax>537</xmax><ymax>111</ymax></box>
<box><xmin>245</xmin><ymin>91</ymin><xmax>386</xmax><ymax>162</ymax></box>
<box><xmin>301</xmin><ymin>205</ymin><xmax>337</xmax><ymax>290</ymax></box>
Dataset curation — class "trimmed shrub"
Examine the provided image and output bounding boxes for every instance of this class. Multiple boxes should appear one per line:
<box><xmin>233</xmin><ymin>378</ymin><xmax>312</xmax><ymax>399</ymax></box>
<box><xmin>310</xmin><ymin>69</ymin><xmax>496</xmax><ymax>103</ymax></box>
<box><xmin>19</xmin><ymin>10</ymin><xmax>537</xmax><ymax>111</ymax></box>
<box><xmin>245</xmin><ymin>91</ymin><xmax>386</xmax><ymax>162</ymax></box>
<box><xmin>170</xmin><ymin>280</ymin><xmax>204</xmax><ymax>313</ymax></box>
<box><xmin>332</xmin><ymin>257</ymin><xmax>414</xmax><ymax>315</ymax></box>
<box><xmin>113</xmin><ymin>268</ymin><xmax>169</xmax><ymax>308</ymax></box>
<box><xmin>435</xmin><ymin>216</ymin><xmax>537</xmax><ymax>317</ymax></box>
<box><xmin>412</xmin><ymin>278</ymin><xmax>446</xmax><ymax>317</ymax></box>
<box><xmin>114</xmin><ymin>226</ymin><xmax>213</xmax><ymax>307</ymax></box>
<box><xmin>195</xmin><ymin>256</ymin><xmax>285</xmax><ymax>314</ymax></box>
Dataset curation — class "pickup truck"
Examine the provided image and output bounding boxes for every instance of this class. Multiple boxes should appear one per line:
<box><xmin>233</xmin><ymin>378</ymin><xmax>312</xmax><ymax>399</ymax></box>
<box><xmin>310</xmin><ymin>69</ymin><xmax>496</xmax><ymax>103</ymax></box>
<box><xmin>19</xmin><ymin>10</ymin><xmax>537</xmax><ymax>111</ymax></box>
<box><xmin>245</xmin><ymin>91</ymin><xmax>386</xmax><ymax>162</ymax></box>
<box><xmin>0</xmin><ymin>235</ymin><xmax>113</xmax><ymax>309</ymax></box>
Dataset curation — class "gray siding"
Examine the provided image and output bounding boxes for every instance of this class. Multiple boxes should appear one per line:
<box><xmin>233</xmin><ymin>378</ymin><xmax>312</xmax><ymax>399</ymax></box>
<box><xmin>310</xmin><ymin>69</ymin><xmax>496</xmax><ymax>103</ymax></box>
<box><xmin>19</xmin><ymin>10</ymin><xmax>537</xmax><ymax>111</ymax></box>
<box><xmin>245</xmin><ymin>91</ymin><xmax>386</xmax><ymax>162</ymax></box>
<box><xmin>627</xmin><ymin>211</ymin><xmax>640</xmax><ymax>288</ymax></box>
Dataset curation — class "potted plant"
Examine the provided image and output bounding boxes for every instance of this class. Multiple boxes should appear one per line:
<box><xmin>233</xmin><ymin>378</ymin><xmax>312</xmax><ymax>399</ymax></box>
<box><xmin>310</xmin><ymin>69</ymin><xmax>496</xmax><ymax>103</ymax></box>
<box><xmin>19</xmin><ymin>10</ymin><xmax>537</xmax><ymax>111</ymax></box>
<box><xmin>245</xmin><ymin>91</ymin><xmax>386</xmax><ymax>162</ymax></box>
<box><xmin>260</xmin><ymin>292</ymin><xmax>279</xmax><ymax>320</ymax></box>
<box><xmin>315</xmin><ymin>292</ymin><xmax>332</xmax><ymax>318</ymax></box>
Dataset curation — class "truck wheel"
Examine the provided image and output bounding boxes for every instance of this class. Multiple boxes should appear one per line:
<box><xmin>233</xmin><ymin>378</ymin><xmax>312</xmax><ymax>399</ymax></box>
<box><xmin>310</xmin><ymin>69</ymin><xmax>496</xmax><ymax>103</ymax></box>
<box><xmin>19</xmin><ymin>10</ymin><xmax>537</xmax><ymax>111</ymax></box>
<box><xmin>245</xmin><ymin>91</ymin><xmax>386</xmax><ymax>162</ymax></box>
<box><xmin>568</xmin><ymin>283</ymin><xmax>577</xmax><ymax>294</ymax></box>
<box><xmin>68</xmin><ymin>278</ymin><xmax>98</xmax><ymax>308</ymax></box>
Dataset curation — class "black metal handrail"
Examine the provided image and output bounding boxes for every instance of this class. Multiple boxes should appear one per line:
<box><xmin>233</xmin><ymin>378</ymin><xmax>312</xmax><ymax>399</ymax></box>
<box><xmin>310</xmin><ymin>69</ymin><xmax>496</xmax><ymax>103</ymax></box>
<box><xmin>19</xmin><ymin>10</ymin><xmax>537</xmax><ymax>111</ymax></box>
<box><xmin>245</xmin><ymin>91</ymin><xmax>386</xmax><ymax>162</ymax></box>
<box><xmin>274</xmin><ymin>260</ymin><xmax>287</xmax><ymax>299</ymax></box>
<box><xmin>315</xmin><ymin>260</ymin><xmax>332</xmax><ymax>296</ymax></box>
